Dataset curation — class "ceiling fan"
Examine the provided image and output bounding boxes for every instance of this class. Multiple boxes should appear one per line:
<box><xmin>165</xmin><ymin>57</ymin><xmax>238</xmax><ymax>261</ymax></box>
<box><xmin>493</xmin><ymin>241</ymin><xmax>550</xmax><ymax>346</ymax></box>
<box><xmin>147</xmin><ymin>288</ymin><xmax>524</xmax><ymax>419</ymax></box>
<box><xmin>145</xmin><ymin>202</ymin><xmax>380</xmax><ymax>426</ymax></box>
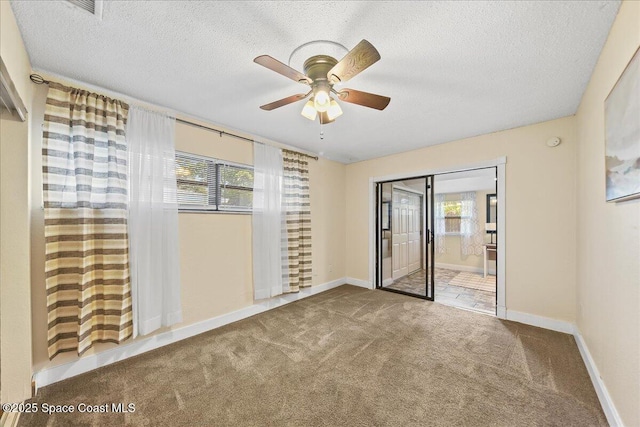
<box><xmin>254</xmin><ymin>39</ymin><xmax>390</xmax><ymax>124</ymax></box>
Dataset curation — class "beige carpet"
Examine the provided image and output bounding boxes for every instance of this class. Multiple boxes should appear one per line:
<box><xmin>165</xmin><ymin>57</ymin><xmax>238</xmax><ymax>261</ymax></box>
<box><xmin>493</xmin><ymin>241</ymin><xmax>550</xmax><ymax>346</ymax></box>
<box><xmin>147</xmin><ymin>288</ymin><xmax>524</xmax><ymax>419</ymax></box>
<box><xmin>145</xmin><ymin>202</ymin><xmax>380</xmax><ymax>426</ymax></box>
<box><xmin>449</xmin><ymin>271</ymin><xmax>496</xmax><ymax>292</ymax></box>
<box><xmin>19</xmin><ymin>285</ymin><xmax>605</xmax><ymax>426</ymax></box>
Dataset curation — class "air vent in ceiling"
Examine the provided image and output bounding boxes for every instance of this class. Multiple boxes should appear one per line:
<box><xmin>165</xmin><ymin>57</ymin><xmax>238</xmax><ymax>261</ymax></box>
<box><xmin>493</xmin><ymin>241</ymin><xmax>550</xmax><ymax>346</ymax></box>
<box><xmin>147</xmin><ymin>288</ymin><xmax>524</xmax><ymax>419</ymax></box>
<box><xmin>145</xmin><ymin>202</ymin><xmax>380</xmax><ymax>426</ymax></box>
<box><xmin>65</xmin><ymin>0</ymin><xmax>103</xmax><ymax>19</ymax></box>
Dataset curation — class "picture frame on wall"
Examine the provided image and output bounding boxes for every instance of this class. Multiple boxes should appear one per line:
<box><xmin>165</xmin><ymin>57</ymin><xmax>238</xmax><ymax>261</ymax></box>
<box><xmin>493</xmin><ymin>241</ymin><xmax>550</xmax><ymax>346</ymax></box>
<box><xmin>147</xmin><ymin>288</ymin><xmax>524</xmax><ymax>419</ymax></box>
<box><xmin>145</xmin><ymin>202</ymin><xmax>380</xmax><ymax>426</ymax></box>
<box><xmin>604</xmin><ymin>46</ymin><xmax>640</xmax><ymax>202</ymax></box>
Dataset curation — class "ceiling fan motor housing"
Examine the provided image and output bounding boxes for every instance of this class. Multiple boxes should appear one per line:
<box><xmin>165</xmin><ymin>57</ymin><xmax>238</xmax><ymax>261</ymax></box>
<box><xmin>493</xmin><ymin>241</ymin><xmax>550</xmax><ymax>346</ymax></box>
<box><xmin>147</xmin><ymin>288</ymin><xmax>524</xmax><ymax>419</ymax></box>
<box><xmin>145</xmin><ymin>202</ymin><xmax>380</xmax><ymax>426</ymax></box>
<box><xmin>303</xmin><ymin>55</ymin><xmax>338</xmax><ymax>90</ymax></box>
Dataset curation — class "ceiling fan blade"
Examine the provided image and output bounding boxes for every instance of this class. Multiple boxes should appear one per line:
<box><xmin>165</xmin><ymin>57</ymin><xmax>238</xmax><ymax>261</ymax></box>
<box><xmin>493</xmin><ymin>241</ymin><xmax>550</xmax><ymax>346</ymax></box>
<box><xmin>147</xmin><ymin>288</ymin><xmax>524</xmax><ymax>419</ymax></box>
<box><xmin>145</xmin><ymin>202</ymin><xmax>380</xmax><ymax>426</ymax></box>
<box><xmin>260</xmin><ymin>93</ymin><xmax>310</xmax><ymax>111</ymax></box>
<box><xmin>337</xmin><ymin>88</ymin><xmax>390</xmax><ymax>110</ymax></box>
<box><xmin>254</xmin><ymin>55</ymin><xmax>312</xmax><ymax>84</ymax></box>
<box><xmin>327</xmin><ymin>39</ymin><xmax>381</xmax><ymax>84</ymax></box>
<box><xmin>319</xmin><ymin>111</ymin><xmax>334</xmax><ymax>125</ymax></box>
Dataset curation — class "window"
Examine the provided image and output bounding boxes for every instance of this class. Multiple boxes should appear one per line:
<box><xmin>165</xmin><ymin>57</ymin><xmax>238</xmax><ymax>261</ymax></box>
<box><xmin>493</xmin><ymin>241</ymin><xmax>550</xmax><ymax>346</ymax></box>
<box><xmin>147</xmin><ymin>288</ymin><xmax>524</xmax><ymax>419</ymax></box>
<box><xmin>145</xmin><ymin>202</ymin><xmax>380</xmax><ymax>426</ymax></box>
<box><xmin>443</xmin><ymin>200</ymin><xmax>462</xmax><ymax>234</ymax></box>
<box><xmin>175</xmin><ymin>151</ymin><xmax>253</xmax><ymax>212</ymax></box>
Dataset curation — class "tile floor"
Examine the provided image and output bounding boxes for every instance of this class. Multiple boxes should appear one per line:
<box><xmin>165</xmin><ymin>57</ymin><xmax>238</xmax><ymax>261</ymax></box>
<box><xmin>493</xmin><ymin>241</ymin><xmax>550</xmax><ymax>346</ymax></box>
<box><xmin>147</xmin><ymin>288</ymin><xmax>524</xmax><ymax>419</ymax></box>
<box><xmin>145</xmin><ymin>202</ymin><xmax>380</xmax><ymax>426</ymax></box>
<box><xmin>384</xmin><ymin>268</ymin><xmax>496</xmax><ymax>315</ymax></box>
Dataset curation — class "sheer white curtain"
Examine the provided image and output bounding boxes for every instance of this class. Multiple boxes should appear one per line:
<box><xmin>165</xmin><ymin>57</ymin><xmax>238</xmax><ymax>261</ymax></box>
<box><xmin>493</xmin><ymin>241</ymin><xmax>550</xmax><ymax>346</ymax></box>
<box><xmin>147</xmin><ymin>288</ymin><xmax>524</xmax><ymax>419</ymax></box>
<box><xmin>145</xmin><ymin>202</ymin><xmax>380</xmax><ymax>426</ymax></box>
<box><xmin>434</xmin><ymin>193</ymin><xmax>447</xmax><ymax>254</ymax></box>
<box><xmin>127</xmin><ymin>107</ymin><xmax>182</xmax><ymax>337</ymax></box>
<box><xmin>460</xmin><ymin>191</ymin><xmax>483</xmax><ymax>256</ymax></box>
<box><xmin>252</xmin><ymin>142</ymin><xmax>289</xmax><ymax>299</ymax></box>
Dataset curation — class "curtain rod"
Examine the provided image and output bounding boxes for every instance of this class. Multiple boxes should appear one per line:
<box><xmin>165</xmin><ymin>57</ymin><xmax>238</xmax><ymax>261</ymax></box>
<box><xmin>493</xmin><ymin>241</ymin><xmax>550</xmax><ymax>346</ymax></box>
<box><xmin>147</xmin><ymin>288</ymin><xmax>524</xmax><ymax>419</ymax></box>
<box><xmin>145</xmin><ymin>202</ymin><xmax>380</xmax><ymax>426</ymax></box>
<box><xmin>29</xmin><ymin>74</ymin><xmax>319</xmax><ymax>161</ymax></box>
<box><xmin>174</xmin><ymin>118</ymin><xmax>319</xmax><ymax>161</ymax></box>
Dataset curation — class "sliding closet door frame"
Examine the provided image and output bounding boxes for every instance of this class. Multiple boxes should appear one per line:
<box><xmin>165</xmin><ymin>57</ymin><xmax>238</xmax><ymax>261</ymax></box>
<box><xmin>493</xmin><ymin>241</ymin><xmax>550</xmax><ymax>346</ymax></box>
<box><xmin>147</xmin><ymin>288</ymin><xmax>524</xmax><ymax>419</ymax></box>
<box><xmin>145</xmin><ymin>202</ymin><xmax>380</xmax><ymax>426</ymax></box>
<box><xmin>375</xmin><ymin>183</ymin><xmax>382</xmax><ymax>290</ymax></box>
<box><xmin>374</xmin><ymin>176</ymin><xmax>433</xmax><ymax>300</ymax></box>
<box><xmin>368</xmin><ymin>157</ymin><xmax>507</xmax><ymax>318</ymax></box>
<box><xmin>427</xmin><ymin>175</ymin><xmax>435</xmax><ymax>300</ymax></box>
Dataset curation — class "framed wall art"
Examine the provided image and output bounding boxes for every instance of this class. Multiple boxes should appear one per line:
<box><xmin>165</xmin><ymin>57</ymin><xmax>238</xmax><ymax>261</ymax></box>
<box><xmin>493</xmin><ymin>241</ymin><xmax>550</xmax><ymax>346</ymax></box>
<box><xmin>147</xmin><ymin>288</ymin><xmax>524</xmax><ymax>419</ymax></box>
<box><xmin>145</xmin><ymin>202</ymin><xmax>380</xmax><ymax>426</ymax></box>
<box><xmin>605</xmin><ymin>46</ymin><xmax>640</xmax><ymax>202</ymax></box>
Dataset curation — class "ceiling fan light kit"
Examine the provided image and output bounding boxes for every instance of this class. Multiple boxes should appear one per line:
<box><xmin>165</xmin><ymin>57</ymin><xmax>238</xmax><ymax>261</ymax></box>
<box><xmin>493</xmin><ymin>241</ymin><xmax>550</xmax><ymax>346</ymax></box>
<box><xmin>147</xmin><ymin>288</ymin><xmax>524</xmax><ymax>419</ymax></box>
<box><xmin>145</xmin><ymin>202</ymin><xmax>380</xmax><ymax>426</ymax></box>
<box><xmin>301</xmin><ymin>100</ymin><xmax>317</xmax><ymax>121</ymax></box>
<box><xmin>254</xmin><ymin>39</ymin><xmax>390</xmax><ymax>124</ymax></box>
<box><xmin>327</xmin><ymin>99</ymin><xmax>343</xmax><ymax>120</ymax></box>
<box><xmin>313</xmin><ymin>90</ymin><xmax>330</xmax><ymax>112</ymax></box>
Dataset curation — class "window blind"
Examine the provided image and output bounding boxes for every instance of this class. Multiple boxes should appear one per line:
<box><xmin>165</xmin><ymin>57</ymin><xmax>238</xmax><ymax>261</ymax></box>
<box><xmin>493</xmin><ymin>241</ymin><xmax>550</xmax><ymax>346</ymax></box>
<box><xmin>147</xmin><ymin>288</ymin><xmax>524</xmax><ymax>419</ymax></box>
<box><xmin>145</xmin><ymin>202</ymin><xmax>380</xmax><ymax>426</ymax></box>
<box><xmin>218</xmin><ymin>162</ymin><xmax>253</xmax><ymax>211</ymax></box>
<box><xmin>175</xmin><ymin>151</ymin><xmax>253</xmax><ymax>212</ymax></box>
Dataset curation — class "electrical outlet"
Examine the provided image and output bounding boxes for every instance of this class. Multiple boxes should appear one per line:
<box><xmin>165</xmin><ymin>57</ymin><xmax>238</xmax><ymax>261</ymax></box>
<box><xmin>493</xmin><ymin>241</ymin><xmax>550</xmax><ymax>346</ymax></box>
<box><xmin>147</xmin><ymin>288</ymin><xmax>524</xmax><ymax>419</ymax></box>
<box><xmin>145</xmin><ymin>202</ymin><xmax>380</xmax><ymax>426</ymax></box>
<box><xmin>328</xmin><ymin>264</ymin><xmax>333</xmax><ymax>273</ymax></box>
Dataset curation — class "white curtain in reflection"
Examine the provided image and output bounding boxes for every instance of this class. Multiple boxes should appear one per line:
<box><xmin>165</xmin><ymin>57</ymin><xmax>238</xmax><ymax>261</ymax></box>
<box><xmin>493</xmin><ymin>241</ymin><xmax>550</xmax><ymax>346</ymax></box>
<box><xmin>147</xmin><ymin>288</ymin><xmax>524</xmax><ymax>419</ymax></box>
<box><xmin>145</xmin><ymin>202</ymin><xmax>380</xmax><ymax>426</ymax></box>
<box><xmin>434</xmin><ymin>194</ymin><xmax>447</xmax><ymax>254</ymax></box>
<box><xmin>460</xmin><ymin>191</ymin><xmax>483</xmax><ymax>256</ymax></box>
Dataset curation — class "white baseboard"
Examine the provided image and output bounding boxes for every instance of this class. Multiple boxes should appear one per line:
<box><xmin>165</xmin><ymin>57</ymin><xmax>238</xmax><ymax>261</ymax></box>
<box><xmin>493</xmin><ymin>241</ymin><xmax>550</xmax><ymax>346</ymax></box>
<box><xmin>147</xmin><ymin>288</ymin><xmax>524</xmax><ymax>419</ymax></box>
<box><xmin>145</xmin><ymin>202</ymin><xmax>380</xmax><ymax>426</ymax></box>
<box><xmin>346</xmin><ymin>277</ymin><xmax>373</xmax><ymax>289</ymax></box>
<box><xmin>574</xmin><ymin>329</ymin><xmax>623</xmax><ymax>427</ymax></box>
<box><xmin>33</xmin><ymin>277</ymin><xmax>348</xmax><ymax>389</ymax></box>
<box><xmin>436</xmin><ymin>262</ymin><xmax>496</xmax><ymax>275</ymax></box>
<box><xmin>505</xmin><ymin>310</ymin><xmax>575</xmax><ymax>334</ymax></box>
<box><xmin>505</xmin><ymin>311</ymin><xmax>622</xmax><ymax>425</ymax></box>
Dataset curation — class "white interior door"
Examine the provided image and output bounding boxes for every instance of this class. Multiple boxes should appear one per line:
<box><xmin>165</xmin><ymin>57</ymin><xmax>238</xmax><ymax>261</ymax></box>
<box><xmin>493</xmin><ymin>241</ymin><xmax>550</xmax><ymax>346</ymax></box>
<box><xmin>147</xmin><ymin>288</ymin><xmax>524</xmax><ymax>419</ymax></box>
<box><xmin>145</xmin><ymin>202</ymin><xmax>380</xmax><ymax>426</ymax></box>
<box><xmin>392</xmin><ymin>189</ymin><xmax>422</xmax><ymax>279</ymax></box>
<box><xmin>392</xmin><ymin>190</ymin><xmax>408</xmax><ymax>279</ymax></box>
<box><xmin>407</xmin><ymin>193</ymin><xmax>422</xmax><ymax>273</ymax></box>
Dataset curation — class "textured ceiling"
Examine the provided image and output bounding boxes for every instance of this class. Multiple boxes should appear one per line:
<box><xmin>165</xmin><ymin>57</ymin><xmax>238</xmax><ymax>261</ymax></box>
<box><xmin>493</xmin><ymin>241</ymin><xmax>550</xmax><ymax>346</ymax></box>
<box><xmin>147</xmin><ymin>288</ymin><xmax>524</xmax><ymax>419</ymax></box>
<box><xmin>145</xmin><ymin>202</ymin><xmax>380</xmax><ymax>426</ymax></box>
<box><xmin>11</xmin><ymin>1</ymin><xmax>620</xmax><ymax>163</ymax></box>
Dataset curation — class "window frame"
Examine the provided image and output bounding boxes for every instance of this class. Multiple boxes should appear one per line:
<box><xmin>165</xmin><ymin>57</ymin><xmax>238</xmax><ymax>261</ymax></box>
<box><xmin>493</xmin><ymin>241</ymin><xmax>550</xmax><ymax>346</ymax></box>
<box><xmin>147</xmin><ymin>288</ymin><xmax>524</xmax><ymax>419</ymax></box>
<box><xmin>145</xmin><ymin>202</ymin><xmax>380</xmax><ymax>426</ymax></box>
<box><xmin>441</xmin><ymin>198</ymin><xmax>474</xmax><ymax>235</ymax></box>
<box><xmin>442</xmin><ymin>200</ymin><xmax>462</xmax><ymax>235</ymax></box>
<box><xmin>175</xmin><ymin>151</ymin><xmax>253</xmax><ymax>214</ymax></box>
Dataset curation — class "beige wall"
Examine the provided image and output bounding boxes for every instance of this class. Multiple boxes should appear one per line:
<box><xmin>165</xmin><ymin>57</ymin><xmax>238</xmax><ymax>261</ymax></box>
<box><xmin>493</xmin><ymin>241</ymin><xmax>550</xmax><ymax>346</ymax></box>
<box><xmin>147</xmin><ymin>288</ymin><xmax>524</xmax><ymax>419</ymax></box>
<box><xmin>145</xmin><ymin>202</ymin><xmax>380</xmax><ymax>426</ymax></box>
<box><xmin>575</xmin><ymin>1</ymin><xmax>640</xmax><ymax>425</ymax></box>
<box><xmin>435</xmin><ymin>190</ymin><xmax>494</xmax><ymax>270</ymax></box>
<box><xmin>345</xmin><ymin>115</ymin><xmax>578</xmax><ymax>322</ymax></box>
<box><xmin>173</xmin><ymin>124</ymin><xmax>254</xmax><ymax>326</ymax></box>
<box><xmin>0</xmin><ymin>0</ymin><xmax>34</xmax><ymax>403</ymax></box>
<box><xmin>28</xmin><ymin>81</ymin><xmax>347</xmax><ymax>371</ymax></box>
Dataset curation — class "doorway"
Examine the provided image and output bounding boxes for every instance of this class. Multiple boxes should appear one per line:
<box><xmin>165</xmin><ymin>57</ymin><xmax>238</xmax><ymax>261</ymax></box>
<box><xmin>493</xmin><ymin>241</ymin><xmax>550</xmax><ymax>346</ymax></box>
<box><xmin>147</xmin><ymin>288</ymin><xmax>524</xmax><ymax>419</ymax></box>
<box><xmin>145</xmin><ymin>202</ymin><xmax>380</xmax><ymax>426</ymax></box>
<box><xmin>431</xmin><ymin>168</ymin><xmax>497</xmax><ymax>314</ymax></box>
<box><xmin>375</xmin><ymin>167</ymin><xmax>500</xmax><ymax>316</ymax></box>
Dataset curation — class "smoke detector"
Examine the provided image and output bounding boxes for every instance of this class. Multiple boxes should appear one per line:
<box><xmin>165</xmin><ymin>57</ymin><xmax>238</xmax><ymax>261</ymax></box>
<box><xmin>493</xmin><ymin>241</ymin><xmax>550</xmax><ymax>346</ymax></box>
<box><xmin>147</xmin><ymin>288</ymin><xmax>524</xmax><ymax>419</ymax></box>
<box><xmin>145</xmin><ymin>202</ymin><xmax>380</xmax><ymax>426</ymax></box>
<box><xmin>546</xmin><ymin>137</ymin><xmax>561</xmax><ymax>147</ymax></box>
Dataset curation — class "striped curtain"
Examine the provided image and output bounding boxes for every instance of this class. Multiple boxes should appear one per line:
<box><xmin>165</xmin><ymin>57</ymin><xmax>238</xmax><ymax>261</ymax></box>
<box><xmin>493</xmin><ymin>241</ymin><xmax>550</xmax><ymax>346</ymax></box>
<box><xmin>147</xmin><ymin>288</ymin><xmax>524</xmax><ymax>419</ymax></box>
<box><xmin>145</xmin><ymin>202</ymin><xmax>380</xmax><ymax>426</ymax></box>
<box><xmin>282</xmin><ymin>150</ymin><xmax>312</xmax><ymax>291</ymax></box>
<box><xmin>43</xmin><ymin>82</ymin><xmax>132</xmax><ymax>359</ymax></box>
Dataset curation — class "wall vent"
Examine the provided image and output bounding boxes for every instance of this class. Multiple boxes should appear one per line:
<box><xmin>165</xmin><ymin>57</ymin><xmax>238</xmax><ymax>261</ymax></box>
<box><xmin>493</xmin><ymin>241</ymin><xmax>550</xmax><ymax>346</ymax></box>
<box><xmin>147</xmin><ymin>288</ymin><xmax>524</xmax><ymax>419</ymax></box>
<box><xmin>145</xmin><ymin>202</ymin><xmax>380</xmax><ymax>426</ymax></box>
<box><xmin>65</xmin><ymin>0</ymin><xmax>103</xmax><ymax>19</ymax></box>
